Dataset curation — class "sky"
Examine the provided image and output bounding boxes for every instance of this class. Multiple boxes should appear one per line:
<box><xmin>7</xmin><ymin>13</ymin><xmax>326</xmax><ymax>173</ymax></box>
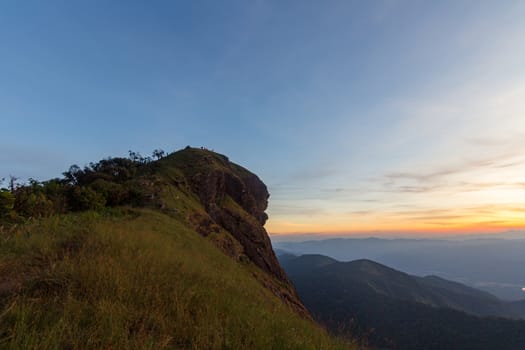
<box><xmin>1</xmin><ymin>1</ymin><xmax>525</xmax><ymax>237</ymax></box>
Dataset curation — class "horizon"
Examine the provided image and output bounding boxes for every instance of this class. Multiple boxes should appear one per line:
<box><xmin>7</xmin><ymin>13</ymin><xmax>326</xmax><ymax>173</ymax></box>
<box><xmin>270</xmin><ymin>229</ymin><xmax>525</xmax><ymax>242</ymax></box>
<box><xmin>2</xmin><ymin>1</ymin><xmax>525</xmax><ymax>236</ymax></box>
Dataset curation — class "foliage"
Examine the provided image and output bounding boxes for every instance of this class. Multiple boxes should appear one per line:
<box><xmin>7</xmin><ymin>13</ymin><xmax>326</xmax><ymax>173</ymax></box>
<box><xmin>152</xmin><ymin>149</ymin><xmax>166</xmax><ymax>160</ymax></box>
<box><xmin>69</xmin><ymin>186</ymin><xmax>107</xmax><ymax>211</ymax></box>
<box><xmin>0</xmin><ymin>189</ymin><xmax>15</xmax><ymax>219</ymax></box>
<box><xmin>1</xmin><ymin>150</ymin><xmax>167</xmax><ymax>223</ymax></box>
<box><xmin>12</xmin><ymin>179</ymin><xmax>54</xmax><ymax>218</ymax></box>
<box><xmin>89</xmin><ymin>179</ymin><xmax>129</xmax><ymax>206</ymax></box>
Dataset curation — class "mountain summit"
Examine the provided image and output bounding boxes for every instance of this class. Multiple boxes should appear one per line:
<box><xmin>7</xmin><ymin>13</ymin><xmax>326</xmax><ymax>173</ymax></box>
<box><xmin>0</xmin><ymin>147</ymin><xmax>347</xmax><ymax>349</ymax></box>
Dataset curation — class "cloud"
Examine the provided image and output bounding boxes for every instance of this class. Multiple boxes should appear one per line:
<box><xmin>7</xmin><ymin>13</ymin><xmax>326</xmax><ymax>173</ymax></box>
<box><xmin>377</xmin><ymin>179</ymin><xmax>525</xmax><ymax>196</ymax></box>
<box><xmin>409</xmin><ymin>215</ymin><xmax>468</xmax><ymax>221</ymax></box>
<box><xmin>268</xmin><ymin>203</ymin><xmax>327</xmax><ymax>217</ymax></box>
<box><xmin>466</xmin><ymin>204</ymin><xmax>525</xmax><ymax>214</ymax></box>
<box><xmin>386</xmin><ymin>185</ymin><xmax>439</xmax><ymax>193</ymax></box>
<box><xmin>423</xmin><ymin>221</ymin><xmax>458</xmax><ymax>227</ymax></box>
<box><xmin>372</xmin><ymin>145</ymin><xmax>525</xmax><ymax>197</ymax></box>
<box><xmin>466</xmin><ymin>134</ymin><xmax>525</xmax><ymax>149</ymax></box>
<box><xmin>384</xmin><ymin>152</ymin><xmax>524</xmax><ymax>184</ymax></box>
<box><xmin>348</xmin><ymin>210</ymin><xmax>373</xmax><ymax>216</ymax></box>
<box><xmin>371</xmin><ymin>205</ymin><xmax>525</xmax><ymax>228</ymax></box>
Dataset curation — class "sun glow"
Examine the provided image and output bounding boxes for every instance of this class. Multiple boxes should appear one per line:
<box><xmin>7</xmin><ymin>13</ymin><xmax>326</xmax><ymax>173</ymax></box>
<box><xmin>266</xmin><ymin>217</ymin><xmax>525</xmax><ymax>236</ymax></box>
<box><xmin>267</xmin><ymin>139</ymin><xmax>525</xmax><ymax>236</ymax></box>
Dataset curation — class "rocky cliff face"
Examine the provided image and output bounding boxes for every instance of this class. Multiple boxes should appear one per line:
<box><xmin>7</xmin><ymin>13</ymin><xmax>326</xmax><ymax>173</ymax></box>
<box><xmin>191</xmin><ymin>167</ymin><xmax>286</xmax><ymax>281</ymax></box>
<box><xmin>162</xmin><ymin>148</ymin><xmax>309</xmax><ymax>317</ymax></box>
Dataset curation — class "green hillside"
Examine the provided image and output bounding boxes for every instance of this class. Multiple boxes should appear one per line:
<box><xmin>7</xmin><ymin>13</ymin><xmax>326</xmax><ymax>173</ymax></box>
<box><xmin>0</xmin><ymin>148</ymin><xmax>355</xmax><ymax>349</ymax></box>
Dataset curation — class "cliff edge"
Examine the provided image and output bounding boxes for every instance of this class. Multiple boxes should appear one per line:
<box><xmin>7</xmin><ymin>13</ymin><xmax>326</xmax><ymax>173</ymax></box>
<box><xmin>155</xmin><ymin>147</ymin><xmax>309</xmax><ymax>317</ymax></box>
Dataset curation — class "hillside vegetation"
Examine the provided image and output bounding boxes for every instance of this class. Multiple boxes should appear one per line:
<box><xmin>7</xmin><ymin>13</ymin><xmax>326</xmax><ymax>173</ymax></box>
<box><xmin>0</xmin><ymin>148</ymin><xmax>354</xmax><ymax>349</ymax></box>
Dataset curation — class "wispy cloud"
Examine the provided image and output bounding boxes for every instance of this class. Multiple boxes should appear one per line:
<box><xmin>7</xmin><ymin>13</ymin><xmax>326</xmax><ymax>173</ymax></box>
<box><xmin>291</xmin><ymin>167</ymin><xmax>340</xmax><ymax>182</ymax></box>
<box><xmin>384</xmin><ymin>152</ymin><xmax>525</xmax><ymax>184</ymax></box>
<box><xmin>268</xmin><ymin>203</ymin><xmax>327</xmax><ymax>217</ymax></box>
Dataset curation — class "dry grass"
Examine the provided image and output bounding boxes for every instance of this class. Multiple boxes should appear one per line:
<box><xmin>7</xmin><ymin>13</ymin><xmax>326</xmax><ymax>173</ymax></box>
<box><xmin>0</xmin><ymin>210</ymin><xmax>355</xmax><ymax>349</ymax></box>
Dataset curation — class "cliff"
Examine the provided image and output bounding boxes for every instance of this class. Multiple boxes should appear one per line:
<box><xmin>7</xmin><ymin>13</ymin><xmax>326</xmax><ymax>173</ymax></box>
<box><xmin>156</xmin><ymin>147</ymin><xmax>309</xmax><ymax>317</ymax></box>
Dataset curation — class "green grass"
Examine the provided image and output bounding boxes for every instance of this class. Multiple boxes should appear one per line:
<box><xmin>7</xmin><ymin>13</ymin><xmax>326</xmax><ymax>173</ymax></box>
<box><xmin>0</xmin><ymin>209</ymin><xmax>354</xmax><ymax>349</ymax></box>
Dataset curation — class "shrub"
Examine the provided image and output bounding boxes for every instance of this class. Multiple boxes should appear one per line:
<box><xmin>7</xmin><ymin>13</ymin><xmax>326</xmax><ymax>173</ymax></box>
<box><xmin>90</xmin><ymin>179</ymin><xmax>129</xmax><ymax>206</ymax></box>
<box><xmin>0</xmin><ymin>189</ymin><xmax>15</xmax><ymax>219</ymax></box>
<box><xmin>69</xmin><ymin>186</ymin><xmax>106</xmax><ymax>211</ymax></box>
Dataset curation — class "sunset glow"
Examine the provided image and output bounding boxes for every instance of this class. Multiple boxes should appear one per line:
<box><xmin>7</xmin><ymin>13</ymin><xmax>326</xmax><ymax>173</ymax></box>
<box><xmin>267</xmin><ymin>136</ymin><xmax>525</xmax><ymax>235</ymax></box>
<box><xmin>2</xmin><ymin>2</ymin><xmax>525</xmax><ymax>237</ymax></box>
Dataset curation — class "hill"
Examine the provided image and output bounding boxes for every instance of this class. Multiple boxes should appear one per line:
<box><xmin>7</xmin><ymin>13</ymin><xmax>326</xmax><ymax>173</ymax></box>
<box><xmin>511</xmin><ymin>300</ymin><xmax>525</xmax><ymax>317</ymax></box>
<box><xmin>282</xmin><ymin>254</ymin><xmax>524</xmax><ymax>318</ymax></box>
<box><xmin>274</xmin><ymin>237</ymin><xmax>525</xmax><ymax>300</ymax></box>
<box><xmin>280</xmin><ymin>254</ymin><xmax>525</xmax><ymax>350</ymax></box>
<box><xmin>0</xmin><ymin>148</ymin><xmax>353</xmax><ymax>349</ymax></box>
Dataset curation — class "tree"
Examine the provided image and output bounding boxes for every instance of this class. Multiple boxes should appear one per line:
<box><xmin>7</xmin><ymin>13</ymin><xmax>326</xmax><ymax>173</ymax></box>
<box><xmin>69</xmin><ymin>186</ymin><xmax>106</xmax><ymax>211</ymax></box>
<box><xmin>152</xmin><ymin>149</ymin><xmax>166</xmax><ymax>160</ymax></box>
<box><xmin>63</xmin><ymin>165</ymin><xmax>81</xmax><ymax>185</ymax></box>
<box><xmin>90</xmin><ymin>179</ymin><xmax>128</xmax><ymax>206</ymax></box>
<box><xmin>0</xmin><ymin>189</ymin><xmax>15</xmax><ymax>219</ymax></box>
<box><xmin>128</xmin><ymin>150</ymin><xmax>143</xmax><ymax>163</ymax></box>
<box><xmin>9</xmin><ymin>176</ymin><xmax>19</xmax><ymax>191</ymax></box>
<box><xmin>12</xmin><ymin>179</ymin><xmax>55</xmax><ymax>218</ymax></box>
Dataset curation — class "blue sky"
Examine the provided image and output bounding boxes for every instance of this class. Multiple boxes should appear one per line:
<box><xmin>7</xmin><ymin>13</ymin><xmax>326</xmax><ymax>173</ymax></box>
<box><xmin>2</xmin><ymin>1</ymin><xmax>525</xmax><ymax>235</ymax></box>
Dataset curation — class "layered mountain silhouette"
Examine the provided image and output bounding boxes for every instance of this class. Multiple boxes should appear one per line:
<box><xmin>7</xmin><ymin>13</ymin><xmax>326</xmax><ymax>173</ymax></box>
<box><xmin>280</xmin><ymin>253</ymin><xmax>525</xmax><ymax>350</ymax></box>
<box><xmin>275</xmin><ymin>237</ymin><xmax>525</xmax><ymax>300</ymax></box>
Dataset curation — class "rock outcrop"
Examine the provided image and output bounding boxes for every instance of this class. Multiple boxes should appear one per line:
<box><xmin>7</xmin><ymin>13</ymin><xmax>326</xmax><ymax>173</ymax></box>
<box><xmin>191</xmin><ymin>169</ymin><xmax>286</xmax><ymax>281</ymax></box>
<box><xmin>163</xmin><ymin>148</ymin><xmax>309</xmax><ymax>317</ymax></box>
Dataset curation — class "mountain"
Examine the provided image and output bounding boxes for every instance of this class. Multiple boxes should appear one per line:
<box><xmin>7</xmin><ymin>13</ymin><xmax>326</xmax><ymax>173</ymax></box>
<box><xmin>280</xmin><ymin>254</ymin><xmax>525</xmax><ymax>350</ymax></box>
<box><xmin>0</xmin><ymin>148</ymin><xmax>352</xmax><ymax>349</ymax></box>
<box><xmin>511</xmin><ymin>300</ymin><xmax>525</xmax><ymax>316</ymax></box>
<box><xmin>274</xmin><ymin>237</ymin><xmax>525</xmax><ymax>300</ymax></box>
<box><xmin>282</xmin><ymin>255</ymin><xmax>523</xmax><ymax>319</ymax></box>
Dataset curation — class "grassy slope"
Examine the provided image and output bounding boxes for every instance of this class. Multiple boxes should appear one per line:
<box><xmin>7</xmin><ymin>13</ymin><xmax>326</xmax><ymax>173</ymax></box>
<box><xmin>0</xmin><ymin>210</ymin><xmax>353</xmax><ymax>349</ymax></box>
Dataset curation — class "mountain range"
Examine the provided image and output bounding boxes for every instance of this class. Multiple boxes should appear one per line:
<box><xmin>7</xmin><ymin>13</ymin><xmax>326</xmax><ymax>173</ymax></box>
<box><xmin>274</xmin><ymin>237</ymin><xmax>525</xmax><ymax>300</ymax></box>
<box><xmin>279</xmin><ymin>253</ymin><xmax>525</xmax><ymax>350</ymax></box>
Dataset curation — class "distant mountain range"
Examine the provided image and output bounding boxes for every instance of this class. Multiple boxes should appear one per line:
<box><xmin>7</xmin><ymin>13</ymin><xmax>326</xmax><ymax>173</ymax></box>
<box><xmin>279</xmin><ymin>253</ymin><xmax>525</xmax><ymax>350</ymax></box>
<box><xmin>274</xmin><ymin>237</ymin><xmax>525</xmax><ymax>300</ymax></box>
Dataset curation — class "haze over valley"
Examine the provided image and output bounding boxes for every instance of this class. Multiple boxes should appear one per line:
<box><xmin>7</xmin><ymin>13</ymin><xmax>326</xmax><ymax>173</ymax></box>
<box><xmin>275</xmin><ymin>237</ymin><xmax>525</xmax><ymax>301</ymax></box>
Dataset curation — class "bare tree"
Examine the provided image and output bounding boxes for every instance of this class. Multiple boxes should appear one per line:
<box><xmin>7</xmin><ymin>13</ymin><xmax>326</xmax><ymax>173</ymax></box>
<box><xmin>9</xmin><ymin>176</ymin><xmax>19</xmax><ymax>191</ymax></box>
